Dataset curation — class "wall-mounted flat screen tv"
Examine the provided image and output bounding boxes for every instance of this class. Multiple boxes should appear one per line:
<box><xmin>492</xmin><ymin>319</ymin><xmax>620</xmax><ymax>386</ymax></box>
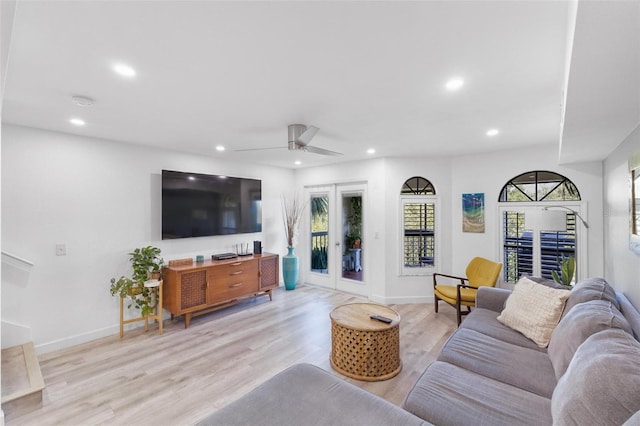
<box><xmin>162</xmin><ymin>170</ymin><xmax>262</xmax><ymax>239</ymax></box>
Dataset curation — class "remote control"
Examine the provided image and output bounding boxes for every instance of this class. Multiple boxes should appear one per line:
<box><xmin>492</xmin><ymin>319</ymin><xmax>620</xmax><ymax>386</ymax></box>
<box><xmin>370</xmin><ymin>315</ymin><xmax>393</xmax><ymax>323</ymax></box>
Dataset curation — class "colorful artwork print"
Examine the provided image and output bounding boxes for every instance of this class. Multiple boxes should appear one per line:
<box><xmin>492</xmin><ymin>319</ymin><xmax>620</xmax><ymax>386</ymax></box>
<box><xmin>462</xmin><ymin>193</ymin><xmax>485</xmax><ymax>233</ymax></box>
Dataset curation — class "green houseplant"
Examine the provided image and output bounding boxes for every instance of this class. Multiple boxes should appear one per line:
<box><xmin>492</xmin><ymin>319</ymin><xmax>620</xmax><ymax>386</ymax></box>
<box><xmin>110</xmin><ymin>246</ymin><xmax>165</xmax><ymax>316</ymax></box>
<box><xmin>552</xmin><ymin>255</ymin><xmax>575</xmax><ymax>287</ymax></box>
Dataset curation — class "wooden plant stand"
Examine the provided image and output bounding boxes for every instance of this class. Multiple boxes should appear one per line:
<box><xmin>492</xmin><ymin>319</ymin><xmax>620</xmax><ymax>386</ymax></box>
<box><xmin>119</xmin><ymin>280</ymin><xmax>163</xmax><ymax>337</ymax></box>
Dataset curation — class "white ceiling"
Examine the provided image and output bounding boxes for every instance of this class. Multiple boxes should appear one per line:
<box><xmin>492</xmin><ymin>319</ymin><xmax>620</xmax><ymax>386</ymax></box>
<box><xmin>2</xmin><ymin>1</ymin><xmax>638</xmax><ymax>169</ymax></box>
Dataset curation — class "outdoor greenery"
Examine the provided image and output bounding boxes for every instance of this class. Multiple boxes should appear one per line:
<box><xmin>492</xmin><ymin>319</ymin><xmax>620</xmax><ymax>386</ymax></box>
<box><xmin>345</xmin><ymin>196</ymin><xmax>362</xmax><ymax>251</ymax></box>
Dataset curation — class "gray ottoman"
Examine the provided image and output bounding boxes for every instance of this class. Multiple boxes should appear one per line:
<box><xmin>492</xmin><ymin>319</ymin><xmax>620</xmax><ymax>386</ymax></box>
<box><xmin>196</xmin><ymin>363</ymin><xmax>430</xmax><ymax>426</ymax></box>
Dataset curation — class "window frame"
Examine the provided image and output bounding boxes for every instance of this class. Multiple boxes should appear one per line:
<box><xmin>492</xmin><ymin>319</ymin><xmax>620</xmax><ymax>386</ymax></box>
<box><xmin>497</xmin><ymin>201</ymin><xmax>588</xmax><ymax>283</ymax></box>
<box><xmin>400</xmin><ymin>194</ymin><xmax>440</xmax><ymax>276</ymax></box>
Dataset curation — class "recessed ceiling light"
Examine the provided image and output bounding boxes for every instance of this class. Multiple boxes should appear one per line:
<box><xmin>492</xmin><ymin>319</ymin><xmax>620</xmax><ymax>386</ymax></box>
<box><xmin>486</xmin><ymin>129</ymin><xmax>500</xmax><ymax>137</ymax></box>
<box><xmin>367</xmin><ymin>148</ymin><xmax>376</xmax><ymax>154</ymax></box>
<box><xmin>69</xmin><ymin>118</ymin><xmax>85</xmax><ymax>126</ymax></box>
<box><xmin>294</xmin><ymin>160</ymin><xmax>301</xmax><ymax>165</ymax></box>
<box><xmin>113</xmin><ymin>63</ymin><xmax>136</xmax><ymax>78</ymax></box>
<box><xmin>215</xmin><ymin>145</ymin><xmax>225</xmax><ymax>152</ymax></box>
<box><xmin>188</xmin><ymin>176</ymin><xmax>195</xmax><ymax>181</ymax></box>
<box><xmin>445</xmin><ymin>77</ymin><xmax>464</xmax><ymax>91</ymax></box>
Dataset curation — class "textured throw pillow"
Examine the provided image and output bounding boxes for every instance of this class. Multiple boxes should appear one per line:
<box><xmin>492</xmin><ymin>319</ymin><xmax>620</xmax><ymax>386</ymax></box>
<box><xmin>552</xmin><ymin>329</ymin><xmax>640</xmax><ymax>426</ymax></box>
<box><xmin>548</xmin><ymin>300</ymin><xmax>632</xmax><ymax>379</ymax></box>
<box><xmin>523</xmin><ymin>275</ymin><xmax>567</xmax><ymax>290</ymax></box>
<box><xmin>497</xmin><ymin>277</ymin><xmax>571</xmax><ymax>347</ymax></box>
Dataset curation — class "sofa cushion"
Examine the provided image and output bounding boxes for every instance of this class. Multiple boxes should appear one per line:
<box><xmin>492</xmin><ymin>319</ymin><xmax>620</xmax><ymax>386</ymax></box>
<box><xmin>196</xmin><ymin>363</ymin><xmax>430</xmax><ymax>426</ymax></box>
<box><xmin>461</xmin><ymin>308</ymin><xmax>547</xmax><ymax>352</ymax></box>
<box><xmin>552</xmin><ymin>329</ymin><xmax>640</xmax><ymax>426</ymax></box>
<box><xmin>548</xmin><ymin>300</ymin><xmax>632</xmax><ymax>380</ymax></box>
<box><xmin>403</xmin><ymin>361</ymin><xmax>552</xmax><ymax>426</ymax></box>
<box><xmin>438</xmin><ymin>328</ymin><xmax>556</xmax><ymax>398</ymax></box>
<box><xmin>563</xmin><ymin>277</ymin><xmax>620</xmax><ymax>316</ymax></box>
<box><xmin>497</xmin><ymin>277</ymin><xmax>571</xmax><ymax>347</ymax></box>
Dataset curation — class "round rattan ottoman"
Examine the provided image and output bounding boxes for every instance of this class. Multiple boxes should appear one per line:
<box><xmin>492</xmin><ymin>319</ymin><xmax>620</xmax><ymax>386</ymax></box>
<box><xmin>329</xmin><ymin>303</ymin><xmax>402</xmax><ymax>381</ymax></box>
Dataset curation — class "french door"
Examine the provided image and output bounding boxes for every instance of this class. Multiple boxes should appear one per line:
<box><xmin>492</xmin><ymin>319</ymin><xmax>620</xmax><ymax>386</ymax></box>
<box><xmin>305</xmin><ymin>183</ymin><xmax>368</xmax><ymax>296</ymax></box>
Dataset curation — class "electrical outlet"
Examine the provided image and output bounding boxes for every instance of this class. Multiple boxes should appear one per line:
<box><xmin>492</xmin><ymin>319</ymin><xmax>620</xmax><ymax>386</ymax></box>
<box><xmin>56</xmin><ymin>244</ymin><xmax>66</xmax><ymax>256</ymax></box>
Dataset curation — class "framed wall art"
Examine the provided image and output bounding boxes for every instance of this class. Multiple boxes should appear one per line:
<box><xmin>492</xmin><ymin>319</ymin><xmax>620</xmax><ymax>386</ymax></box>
<box><xmin>462</xmin><ymin>193</ymin><xmax>485</xmax><ymax>233</ymax></box>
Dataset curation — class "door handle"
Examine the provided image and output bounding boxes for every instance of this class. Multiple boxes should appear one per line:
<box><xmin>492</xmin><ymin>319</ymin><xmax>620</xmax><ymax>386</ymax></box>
<box><xmin>335</xmin><ymin>241</ymin><xmax>340</xmax><ymax>246</ymax></box>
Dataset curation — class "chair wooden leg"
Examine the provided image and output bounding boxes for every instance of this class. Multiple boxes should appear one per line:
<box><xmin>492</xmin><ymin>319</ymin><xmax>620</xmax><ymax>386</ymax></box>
<box><xmin>456</xmin><ymin>306</ymin><xmax>462</xmax><ymax>326</ymax></box>
<box><xmin>434</xmin><ymin>296</ymin><xmax>439</xmax><ymax>313</ymax></box>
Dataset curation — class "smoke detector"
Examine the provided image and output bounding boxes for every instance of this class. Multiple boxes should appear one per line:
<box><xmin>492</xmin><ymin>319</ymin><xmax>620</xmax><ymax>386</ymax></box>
<box><xmin>71</xmin><ymin>96</ymin><xmax>94</xmax><ymax>107</ymax></box>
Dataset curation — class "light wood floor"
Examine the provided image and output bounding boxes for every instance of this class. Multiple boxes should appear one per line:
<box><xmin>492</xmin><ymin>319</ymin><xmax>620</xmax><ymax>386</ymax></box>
<box><xmin>6</xmin><ymin>285</ymin><xmax>457</xmax><ymax>425</ymax></box>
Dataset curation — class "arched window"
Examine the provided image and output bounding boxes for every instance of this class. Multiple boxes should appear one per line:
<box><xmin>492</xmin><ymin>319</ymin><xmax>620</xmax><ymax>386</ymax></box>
<box><xmin>401</xmin><ymin>177</ymin><xmax>437</xmax><ymax>273</ymax></box>
<box><xmin>402</xmin><ymin>176</ymin><xmax>435</xmax><ymax>195</ymax></box>
<box><xmin>499</xmin><ymin>170</ymin><xmax>580</xmax><ymax>202</ymax></box>
<box><xmin>499</xmin><ymin>171</ymin><xmax>582</xmax><ymax>284</ymax></box>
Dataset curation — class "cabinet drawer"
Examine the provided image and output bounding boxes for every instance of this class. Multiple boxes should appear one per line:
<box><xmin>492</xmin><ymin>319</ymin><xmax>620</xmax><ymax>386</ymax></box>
<box><xmin>211</xmin><ymin>259</ymin><xmax>259</xmax><ymax>301</ymax></box>
<box><xmin>211</xmin><ymin>278</ymin><xmax>259</xmax><ymax>301</ymax></box>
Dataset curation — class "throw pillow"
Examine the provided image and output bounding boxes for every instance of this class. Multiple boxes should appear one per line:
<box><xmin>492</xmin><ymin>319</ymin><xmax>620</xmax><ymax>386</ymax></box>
<box><xmin>523</xmin><ymin>275</ymin><xmax>567</xmax><ymax>290</ymax></box>
<box><xmin>547</xmin><ymin>299</ymin><xmax>632</xmax><ymax>379</ymax></box>
<box><xmin>497</xmin><ymin>277</ymin><xmax>571</xmax><ymax>347</ymax></box>
<box><xmin>551</xmin><ymin>329</ymin><xmax>640</xmax><ymax>426</ymax></box>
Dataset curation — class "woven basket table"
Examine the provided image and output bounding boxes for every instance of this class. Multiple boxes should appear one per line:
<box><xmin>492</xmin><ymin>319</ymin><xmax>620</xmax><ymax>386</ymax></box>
<box><xmin>329</xmin><ymin>303</ymin><xmax>402</xmax><ymax>381</ymax></box>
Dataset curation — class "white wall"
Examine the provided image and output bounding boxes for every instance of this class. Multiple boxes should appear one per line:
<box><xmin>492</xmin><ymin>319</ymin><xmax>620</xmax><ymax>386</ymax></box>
<box><xmin>1</xmin><ymin>123</ymin><xmax>612</xmax><ymax>353</ymax></box>
<box><xmin>1</xmin><ymin>124</ymin><xmax>293</xmax><ymax>353</ymax></box>
<box><xmin>295</xmin><ymin>143</ymin><xmax>604</xmax><ymax>304</ymax></box>
<box><xmin>451</xmin><ymin>144</ymin><xmax>604</xmax><ymax>278</ymax></box>
<box><xmin>604</xmin><ymin>123</ymin><xmax>640</xmax><ymax>307</ymax></box>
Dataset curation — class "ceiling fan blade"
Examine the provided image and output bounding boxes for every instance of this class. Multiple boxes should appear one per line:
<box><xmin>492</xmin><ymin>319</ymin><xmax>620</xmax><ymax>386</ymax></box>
<box><xmin>296</xmin><ymin>125</ymin><xmax>319</xmax><ymax>145</ymax></box>
<box><xmin>304</xmin><ymin>145</ymin><xmax>343</xmax><ymax>156</ymax></box>
<box><xmin>235</xmin><ymin>146</ymin><xmax>285</xmax><ymax>152</ymax></box>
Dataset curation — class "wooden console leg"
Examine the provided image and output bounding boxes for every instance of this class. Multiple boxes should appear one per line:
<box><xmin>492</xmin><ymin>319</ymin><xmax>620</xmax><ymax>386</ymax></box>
<box><xmin>185</xmin><ymin>313</ymin><xmax>191</xmax><ymax>329</ymax></box>
<box><xmin>267</xmin><ymin>290</ymin><xmax>272</xmax><ymax>301</ymax></box>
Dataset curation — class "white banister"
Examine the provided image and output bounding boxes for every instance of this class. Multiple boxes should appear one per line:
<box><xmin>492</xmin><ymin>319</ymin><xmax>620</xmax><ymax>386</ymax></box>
<box><xmin>1</xmin><ymin>250</ymin><xmax>34</xmax><ymax>267</ymax></box>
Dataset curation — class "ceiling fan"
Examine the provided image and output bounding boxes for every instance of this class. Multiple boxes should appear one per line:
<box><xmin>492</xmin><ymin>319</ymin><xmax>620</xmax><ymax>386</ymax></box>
<box><xmin>236</xmin><ymin>124</ymin><xmax>342</xmax><ymax>156</ymax></box>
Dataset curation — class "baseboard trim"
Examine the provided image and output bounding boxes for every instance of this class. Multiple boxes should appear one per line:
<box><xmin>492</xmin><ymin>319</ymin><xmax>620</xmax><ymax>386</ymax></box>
<box><xmin>370</xmin><ymin>295</ymin><xmax>434</xmax><ymax>305</ymax></box>
<box><xmin>34</xmin><ymin>325</ymin><xmax>119</xmax><ymax>355</ymax></box>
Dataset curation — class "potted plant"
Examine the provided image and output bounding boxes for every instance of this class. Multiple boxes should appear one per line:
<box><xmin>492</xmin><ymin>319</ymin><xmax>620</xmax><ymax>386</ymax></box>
<box><xmin>552</xmin><ymin>255</ymin><xmax>575</xmax><ymax>287</ymax></box>
<box><xmin>110</xmin><ymin>246</ymin><xmax>165</xmax><ymax>316</ymax></box>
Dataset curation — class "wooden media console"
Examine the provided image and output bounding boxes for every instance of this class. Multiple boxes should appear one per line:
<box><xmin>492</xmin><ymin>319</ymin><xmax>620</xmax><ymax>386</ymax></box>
<box><xmin>163</xmin><ymin>253</ymin><xmax>279</xmax><ymax>328</ymax></box>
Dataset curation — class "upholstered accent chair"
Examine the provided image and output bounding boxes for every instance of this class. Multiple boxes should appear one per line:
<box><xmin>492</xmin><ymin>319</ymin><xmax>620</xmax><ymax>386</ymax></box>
<box><xmin>433</xmin><ymin>257</ymin><xmax>502</xmax><ymax>325</ymax></box>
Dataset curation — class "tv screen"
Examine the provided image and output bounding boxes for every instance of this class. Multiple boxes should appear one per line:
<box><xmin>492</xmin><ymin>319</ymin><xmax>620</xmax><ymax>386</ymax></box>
<box><xmin>162</xmin><ymin>170</ymin><xmax>262</xmax><ymax>239</ymax></box>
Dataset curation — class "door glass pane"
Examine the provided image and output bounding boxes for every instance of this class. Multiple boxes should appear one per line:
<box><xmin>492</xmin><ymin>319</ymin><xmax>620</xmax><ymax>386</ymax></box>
<box><xmin>310</xmin><ymin>195</ymin><xmax>329</xmax><ymax>274</ymax></box>
<box><xmin>342</xmin><ymin>195</ymin><xmax>363</xmax><ymax>281</ymax></box>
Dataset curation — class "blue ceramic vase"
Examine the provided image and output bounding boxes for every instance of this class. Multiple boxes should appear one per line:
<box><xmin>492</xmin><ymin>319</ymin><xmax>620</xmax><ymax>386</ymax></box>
<box><xmin>282</xmin><ymin>246</ymin><xmax>299</xmax><ymax>290</ymax></box>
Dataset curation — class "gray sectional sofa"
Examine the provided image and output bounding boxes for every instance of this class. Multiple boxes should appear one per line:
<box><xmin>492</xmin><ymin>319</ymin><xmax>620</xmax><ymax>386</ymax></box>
<box><xmin>198</xmin><ymin>278</ymin><xmax>640</xmax><ymax>426</ymax></box>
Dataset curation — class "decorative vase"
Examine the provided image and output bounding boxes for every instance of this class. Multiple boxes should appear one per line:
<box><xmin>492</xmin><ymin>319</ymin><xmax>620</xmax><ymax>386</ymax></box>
<box><xmin>282</xmin><ymin>246</ymin><xmax>299</xmax><ymax>290</ymax></box>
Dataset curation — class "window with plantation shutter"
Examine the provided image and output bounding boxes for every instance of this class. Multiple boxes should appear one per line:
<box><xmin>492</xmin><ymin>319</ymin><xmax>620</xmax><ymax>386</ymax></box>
<box><xmin>499</xmin><ymin>171</ymin><xmax>581</xmax><ymax>284</ymax></box>
<box><xmin>401</xmin><ymin>177</ymin><xmax>437</xmax><ymax>275</ymax></box>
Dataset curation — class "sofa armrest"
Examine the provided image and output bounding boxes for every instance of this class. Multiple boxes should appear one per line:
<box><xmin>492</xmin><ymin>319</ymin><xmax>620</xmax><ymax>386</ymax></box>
<box><xmin>476</xmin><ymin>287</ymin><xmax>511</xmax><ymax>312</ymax></box>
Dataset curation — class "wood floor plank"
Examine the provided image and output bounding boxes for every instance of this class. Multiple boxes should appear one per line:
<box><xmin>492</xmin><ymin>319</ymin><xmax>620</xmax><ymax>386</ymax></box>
<box><xmin>6</xmin><ymin>285</ymin><xmax>456</xmax><ymax>425</ymax></box>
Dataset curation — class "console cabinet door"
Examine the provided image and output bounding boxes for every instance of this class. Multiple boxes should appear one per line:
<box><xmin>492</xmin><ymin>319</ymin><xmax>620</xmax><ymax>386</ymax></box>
<box><xmin>179</xmin><ymin>269</ymin><xmax>209</xmax><ymax>312</ymax></box>
<box><xmin>260</xmin><ymin>255</ymin><xmax>279</xmax><ymax>290</ymax></box>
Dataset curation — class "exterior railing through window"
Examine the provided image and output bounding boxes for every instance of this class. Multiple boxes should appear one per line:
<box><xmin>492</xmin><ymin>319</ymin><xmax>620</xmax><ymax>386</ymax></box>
<box><xmin>311</xmin><ymin>231</ymin><xmax>329</xmax><ymax>271</ymax></box>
